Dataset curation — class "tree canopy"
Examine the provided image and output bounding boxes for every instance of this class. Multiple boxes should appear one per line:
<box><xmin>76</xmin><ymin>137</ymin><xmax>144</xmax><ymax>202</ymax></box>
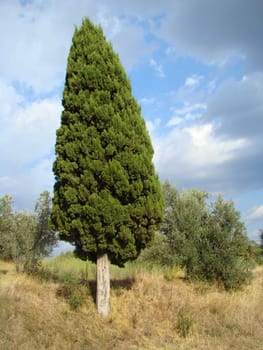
<box><xmin>141</xmin><ymin>181</ymin><xmax>254</xmax><ymax>290</ymax></box>
<box><xmin>51</xmin><ymin>18</ymin><xmax>163</xmax><ymax>267</ymax></box>
<box><xmin>0</xmin><ymin>191</ymin><xmax>56</xmax><ymax>272</ymax></box>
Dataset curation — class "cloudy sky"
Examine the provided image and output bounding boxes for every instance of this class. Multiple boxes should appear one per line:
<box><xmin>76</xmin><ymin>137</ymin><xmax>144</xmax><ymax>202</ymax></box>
<box><xmin>0</xmin><ymin>0</ymin><xmax>262</xmax><ymax>242</ymax></box>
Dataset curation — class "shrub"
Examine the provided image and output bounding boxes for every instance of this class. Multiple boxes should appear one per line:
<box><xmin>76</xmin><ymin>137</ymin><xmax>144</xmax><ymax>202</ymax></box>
<box><xmin>177</xmin><ymin>312</ymin><xmax>193</xmax><ymax>338</ymax></box>
<box><xmin>56</xmin><ymin>284</ymin><xmax>88</xmax><ymax>310</ymax></box>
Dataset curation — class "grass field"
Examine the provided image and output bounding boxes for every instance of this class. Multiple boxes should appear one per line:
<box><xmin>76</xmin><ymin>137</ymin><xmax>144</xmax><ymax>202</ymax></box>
<box><xmin>1</xmin><ymin>254</ymin><xmax>263</xmax><ymax>349</ymax></box>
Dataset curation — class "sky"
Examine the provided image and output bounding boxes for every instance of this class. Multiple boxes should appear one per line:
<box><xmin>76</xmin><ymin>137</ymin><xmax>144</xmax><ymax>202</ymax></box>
<box><xmin>0</xmin><ymin>0</ymin><xmax>263</xmax><ymax>243</ymax></box>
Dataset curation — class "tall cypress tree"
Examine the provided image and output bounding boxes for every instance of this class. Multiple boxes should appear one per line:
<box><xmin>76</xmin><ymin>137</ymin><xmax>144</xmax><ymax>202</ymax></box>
<box><xmin>51</xmin><ymin>18</ymin><xmax>163</xmax><ymax>316</ymax></box>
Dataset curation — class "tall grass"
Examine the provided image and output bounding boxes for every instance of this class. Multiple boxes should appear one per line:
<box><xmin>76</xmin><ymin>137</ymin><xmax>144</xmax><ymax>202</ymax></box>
<box><xmin>42</xmin><ymin>252</ymin><xmax>95</xmax><ymax>284</ymax></box>
<box><xmin>42</xmin><ymin>251</ymin><xmax>166</xmax><ymax>284</ymax></box>
<box><xmin>1</xmin><ymin>257</ymin><xmax>263</xmax><ymax>349</ymax></box>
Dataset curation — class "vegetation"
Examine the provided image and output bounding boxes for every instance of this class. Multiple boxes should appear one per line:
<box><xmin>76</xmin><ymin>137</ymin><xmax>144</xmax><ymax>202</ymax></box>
<box><xmin>1</xmin><ymin>256</ymin><xmax>263</xmax><ymax>350</ymax></box>
<box><xmin>1</xmin><ymin>181</ymin><xmax>260</xmax><ymax>295</ymax></box>
<box><xmin>0</xmin><ymin>191</ymin><xmax>57</xmax><ymax>272</ymax></box>
<box><xmin>138</xmin><ymin>231</ymin><xmax>178</xmax><ymax>268</ymax></box>
<box><xmin>259</xmin><ymin>229</ymin><xmax>263</xmax><ymax>251</ymax></box>
<box><xmin>51</xmin><ymin>18</ymin><xmax>163</xmax><ymax>315</ymax></box>
<box><xmin>0</xmin><ymin>15</ymin><xmax>261</xmax><ymax>346</ymax></box>
<box><xmin>140</xmin><ymin>181</ymin><xmax>257</xmax><ymax>290</ymax></box>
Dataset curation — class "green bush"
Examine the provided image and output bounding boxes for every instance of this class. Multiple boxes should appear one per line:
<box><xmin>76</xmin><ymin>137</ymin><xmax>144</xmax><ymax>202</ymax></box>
<box><xmin>247</xmin><ymin>240</ymin><xmax>263</xmax><ymax>266</ymax></box>
<box><xmin>56</xmin><ymin>284</ymin><xmax>88</xmax><ymax>310</ymax></box>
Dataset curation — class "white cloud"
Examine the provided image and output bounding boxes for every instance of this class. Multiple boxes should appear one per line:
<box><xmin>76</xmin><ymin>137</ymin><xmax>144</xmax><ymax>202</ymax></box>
<box><xmin>2</xmin><ymin>0</ymin><xmax>262</xmax><ymax>97</ymax></box>
<box><xmin>186</xmin><ymin>124</ymin><xmax>247</xmax><ymax>156</ymax></box>
<box><xmin>0</xmin><ymin>0</ymin><xmax>162</xmax><ymax>210</ymax></box>
<box><xmin>0</xmin><ymin>1</ymin><xmax>159</xmax><ymax>94</ymax></box>
<box><xmin>0</xmin><ymin>0</ymin><xmax>262</xmax><ymax>216</ymax></box>
<box><xmin>167</xmin><ymin>103</ymin><xmax>206</xmax><ymax>127</ymax></box>
<box><xmin>0</xmin><ymin>97</ymin><xmax>61</xmax><ymax>167</ymax></box>
<box><xmin>0</xmin><ymin>80</ymin><xmax>61</xmax><ymax>208</ymax></box>
<box><xmin>0</xmin><ymin>82</ymin><xmax>23</xmax><ymax>116</ymax></box>
<box><xmin>246</xmin><ymin>206</ymin><xmax>263</xmax><ymax>221</ymax></box>
<box><xmin>146</xmin><ymin>118</ymin><xmax>161</xmax><ymax>134</ymax></box>
<box><xmin>11</xmin><ymin>157</ymin><xmax>55</xmax><ymax>211</ymax></box>
<box><xmin>153</xmin><ymin>122</ymin><xmax>249</xmax><ymax>190</ymax></box>
<box><xmin>139</xmin><ymin>97</ymin><xmax>156</xmax><ymax>105</ymax></box>
<box><xmin>204</xmin><ymin>73</ymin><xmax>263</xmax><ymax>139</ymax></box>
<box><xmin>184</xmin><ymin>74</ymin><xmax>203</xmax><ymax>87</ymax></box>
<box><xmin>150</xmin><ymin>58</ymin><xmax>165</xmax><ymax>78</ymax></box>
<box><xmin>95</xmin><ymin>13</ymin><xmax>158</xmax><ymax>71</ymax></box>
<box><xmin>166</xmin><ymin>117</ymin><xmax>182</xmax><ymax>127</ymax></box>
<box><xmin>0</xmin><ymin>1</ymin><xmax>71</xmax><ymax>94</ymax></box>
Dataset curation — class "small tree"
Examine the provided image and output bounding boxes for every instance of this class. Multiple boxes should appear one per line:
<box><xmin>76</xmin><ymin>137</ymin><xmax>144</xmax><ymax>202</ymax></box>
<box><xmin>0</xmin><ymin>192</ymin><xmax>56</xmax><ymax>272</ymax></box>
<box><xmin>260</xmin><ymin>229</ymin><xmax>263</xmax><ymax>250</ymax></box>
<box><xmin>24</xmin><ymin>191</ymin><xmax>57</xmax><ymax>271</ymax></box>
<box><xmin>206</xmin><ymin>196</ymin><xmax>252</xmax><ymax>289</ymax></box>
<box><xmin>11</xmin><ymin>210</ymin><xmax>36</xmax><ymax>272</ymax></box>
<box><xmin>160</xmin><ymin>181</ymin><xmax>252</xmax><ymax>289</ymax></box>
<box><xmin>51</xmin><ymin>18</ymin><xmax>163</xmax><ymax>316</ymax></box>
<box><xmin>253</xmin><ymin>229</ymin><xmax>263</xmax><ymax>265</ymax></box>
<box><xmin>246</xmin><ymin>239</ymin><xmax>263</xmax><ymax>266</ymax></box>
<box><xmin>34</xmin><ymin>191</ymin><xmax>57</xmax><ymax>255</ymax></box>
<box><xmin>161</xmin><ymin>181</ymin><xmax>210</xmax><ymax>278</ymax></box>
<box><xmin>0</xmin><ymin>195</ymin><xmax>15</xmax><ymax>259</ymax></box>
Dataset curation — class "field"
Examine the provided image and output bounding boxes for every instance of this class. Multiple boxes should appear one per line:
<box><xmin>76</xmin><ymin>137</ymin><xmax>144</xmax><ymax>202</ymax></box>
<box><xmin>0</xmin><ymin>254</ymin><xmax>263</xmax><ymax>349</ymax></box>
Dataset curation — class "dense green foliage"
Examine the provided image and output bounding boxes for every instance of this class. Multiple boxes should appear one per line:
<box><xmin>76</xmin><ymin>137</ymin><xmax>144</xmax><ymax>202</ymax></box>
<box><xmin>34</xmin><ymin>191</ymin><xmax>57</xmax><ymax>257</ymax></box>
<box><xmin>0</xmin><ymin>192</ymin><xmax>56</xmax><ymax>272</ymax></box>
<box><xmin>247</xmin><ymin>239</ymin><xmax>263</xmax><ymax>265</ymax></box>
<box><xmin>0</xmin><ymin>195</ymin><xmax>13</xmax><ymax>258</ymax></box>
<box><xmin>51</xmin><ymin>18</ymin><xmax>163</xmax><ymax>267</ymax></box>
<box><xmin>141</xmin><ymin>181</ymin><xmax>254</xmax><ymax>290</ymax></box>
<box><xmin>260</xmin><ymin>229</ymin><xmax>263</xmax><ymax>250</ymax></box>
<box><xmin>138</xmin><ymin>231</ymin><xmax>177</xmax><ymax>268</ymax></box>
<box><xmin>255</xmin><ymin>229</ymin><xmax>263</xmax><ymax>264</ymax></box>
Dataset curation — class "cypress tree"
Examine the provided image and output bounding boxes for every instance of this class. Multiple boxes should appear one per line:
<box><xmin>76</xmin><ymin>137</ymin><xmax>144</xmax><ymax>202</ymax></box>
<box><xmin>51</xmin><ymin>18</ymin><xmax>163</xmax><ymax>316</ymax></box>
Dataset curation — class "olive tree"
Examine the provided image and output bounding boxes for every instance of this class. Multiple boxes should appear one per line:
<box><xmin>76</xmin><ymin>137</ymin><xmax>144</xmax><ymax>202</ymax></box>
<box><xmin>0</xmin><ymin>192</ymin><xmax>56</xmax><ymax>272</ymax></box>
<box><xmin>159</xmin><ymin>181</ymin><xmax>252</xmax><ymax>289</ymax></box>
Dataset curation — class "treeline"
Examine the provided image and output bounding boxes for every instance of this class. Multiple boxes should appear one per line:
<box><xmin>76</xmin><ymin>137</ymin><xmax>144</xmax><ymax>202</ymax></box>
<box><xmin>139</xmin><ymin>181</ymin><xmax>263</xmax><ymax>290</ymax></box>
<box><xmin>0</xmin><ymin>191</ymin><xmax>57</xmax><ymax>272</ymax></box>
<box><xmin>0</xmin><ymin>183</ymin><xmax>262</xmax><ymax>290</ymax></box>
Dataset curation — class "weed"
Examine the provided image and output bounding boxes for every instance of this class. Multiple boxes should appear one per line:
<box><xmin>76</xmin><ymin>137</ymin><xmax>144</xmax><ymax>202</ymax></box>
<box><xmin>164</xmin><ymin>265</ymin><xmax>185</xmax><ymax>281</ymax></box>
<box><xmin>176</xmin><ymin>312</ymin><xmax>194</xmax><ymax>337</ymax></box>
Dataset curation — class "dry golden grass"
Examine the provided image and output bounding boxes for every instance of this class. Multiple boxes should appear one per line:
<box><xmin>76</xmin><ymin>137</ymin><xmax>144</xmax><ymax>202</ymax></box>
<box><xmin>0</xmin><ymin>260</ymin><xmax>263</xmax><ymax>350</ymax></box>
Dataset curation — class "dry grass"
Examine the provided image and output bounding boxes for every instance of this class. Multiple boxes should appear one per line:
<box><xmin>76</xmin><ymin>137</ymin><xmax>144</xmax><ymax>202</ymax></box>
<box><xmin>0</xmin><ymin>260</ymin><xmax>263</xmax><ymax>350</ymax></box>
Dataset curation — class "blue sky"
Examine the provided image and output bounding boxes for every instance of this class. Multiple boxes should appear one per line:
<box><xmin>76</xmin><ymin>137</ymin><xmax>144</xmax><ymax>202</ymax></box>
<box><xmin>0</xmin><ymin>0</ymin><xmax>263</xmax><ymax>242</ymax></box>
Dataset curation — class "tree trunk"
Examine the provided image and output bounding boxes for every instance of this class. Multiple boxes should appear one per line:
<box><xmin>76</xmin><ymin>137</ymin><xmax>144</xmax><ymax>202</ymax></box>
<box><xmin>96</xmin><ymin>253</ymin><xmax>110</xmax><ymax>316</ymax></box>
